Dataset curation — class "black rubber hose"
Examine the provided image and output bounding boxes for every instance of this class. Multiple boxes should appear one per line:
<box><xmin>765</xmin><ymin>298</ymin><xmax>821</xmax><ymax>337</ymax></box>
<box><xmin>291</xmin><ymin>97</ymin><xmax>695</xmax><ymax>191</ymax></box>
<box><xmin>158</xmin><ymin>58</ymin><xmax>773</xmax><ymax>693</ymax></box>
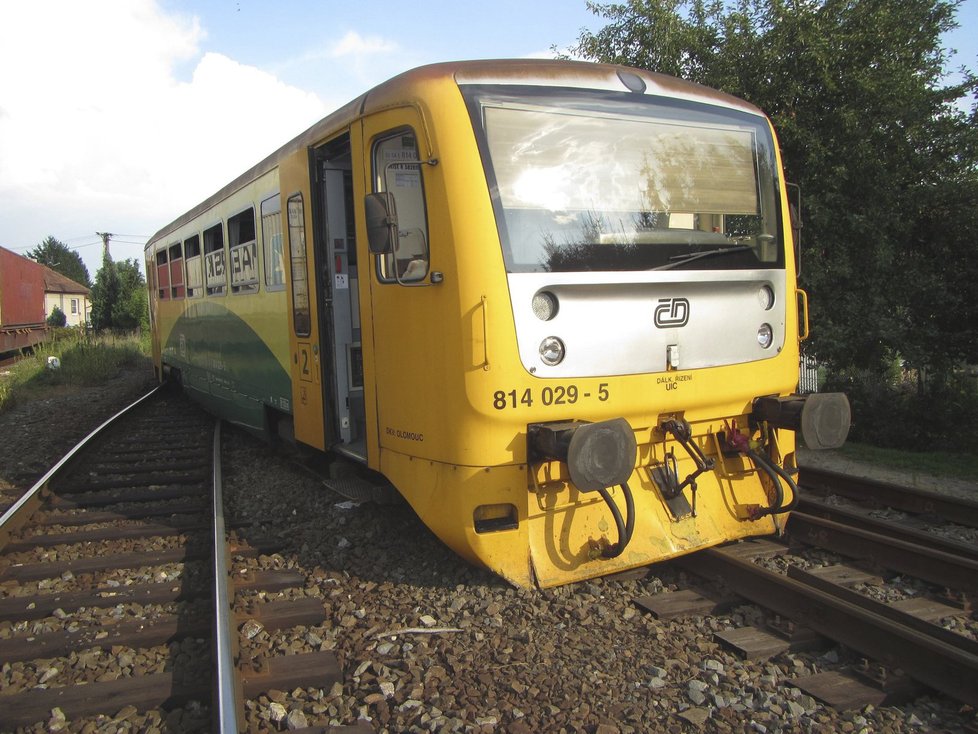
<box><xmin>596</xmin><ymin>481</ymin><xmax>635</xmax><ymax>558</ymax></box>
<box><xmin>764</xmin><ymin>455</ymin><xmax>800</xmax><ymax>512</ymax></box>
<box><xmin>747</xmin><ymin>448</ymin><xmax>799</xmax><ymax>516</ymax></box>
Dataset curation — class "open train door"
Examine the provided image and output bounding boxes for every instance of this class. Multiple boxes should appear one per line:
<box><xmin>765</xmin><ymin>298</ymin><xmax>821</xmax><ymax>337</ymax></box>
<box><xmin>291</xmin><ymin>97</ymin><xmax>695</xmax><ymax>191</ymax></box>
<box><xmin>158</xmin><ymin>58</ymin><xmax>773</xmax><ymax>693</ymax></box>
<box><xmin>280</xmin><ymin>147</ymin><xmax>330</xmax><ymax>452</ymax></box>
<box><xmin>279</xmin><ymin>134</ymin><xmax>366</xmax><ymax>460</ymax></box>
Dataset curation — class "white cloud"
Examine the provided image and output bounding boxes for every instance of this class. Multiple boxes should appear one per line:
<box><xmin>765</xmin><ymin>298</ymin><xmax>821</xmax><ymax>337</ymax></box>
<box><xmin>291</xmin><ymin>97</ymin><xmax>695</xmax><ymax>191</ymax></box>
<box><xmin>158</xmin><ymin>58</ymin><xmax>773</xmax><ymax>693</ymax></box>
<box><xmin>0</xmin><ymin>0</ymin><xmax>326</xmax><ymax>273</ymax></box>
<box><xmin>331</xmin><ymin>30</ymin><xmax>399</xmax><ymax>58</ymax></box>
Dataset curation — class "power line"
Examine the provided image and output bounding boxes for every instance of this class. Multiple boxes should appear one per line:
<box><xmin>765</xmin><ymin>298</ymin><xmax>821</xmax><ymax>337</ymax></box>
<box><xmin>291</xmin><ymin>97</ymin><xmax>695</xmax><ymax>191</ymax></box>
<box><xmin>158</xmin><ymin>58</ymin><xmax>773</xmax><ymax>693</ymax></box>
<box><xmin>5</xmin><ymin>236</ymin><xmax>147</xmax><ymax>254</ymax></box>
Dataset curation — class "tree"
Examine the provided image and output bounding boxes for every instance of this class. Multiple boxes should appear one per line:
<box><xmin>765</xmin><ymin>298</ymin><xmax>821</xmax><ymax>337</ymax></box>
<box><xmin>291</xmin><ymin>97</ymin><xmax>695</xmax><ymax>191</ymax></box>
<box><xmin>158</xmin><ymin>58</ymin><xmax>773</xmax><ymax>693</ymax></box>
<box><xmin>112</xmin><ymin>259</ymin><xmax>149</xmax><ymax>332</ymax></box>
<box><xmin>90</xmin><ymin>255</ymin><xmax>148</xmax><ymax>332</ymax></box>
<box><xmin>90</xmin><ymin>255</ymin><xmax>121</xmax><ymax>332</ymax></box>
<box><xmin>27</xmin><ymin>236</ymin><xmax>91</xmax><ymax>288</ymax></box>
<box><xmin>571</xmin><ymin>0</ymin><xmax>978</xmax><ymax>374</ymax></box>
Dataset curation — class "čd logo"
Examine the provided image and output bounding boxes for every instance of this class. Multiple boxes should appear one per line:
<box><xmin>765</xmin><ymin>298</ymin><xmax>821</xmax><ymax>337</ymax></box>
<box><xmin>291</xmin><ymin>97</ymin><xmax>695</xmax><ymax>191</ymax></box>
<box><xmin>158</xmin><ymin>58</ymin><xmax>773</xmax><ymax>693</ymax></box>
<box><xmin>654</xmin><ymin>297</ymin><xmax>690</xmax><ymax>328</ymax></box>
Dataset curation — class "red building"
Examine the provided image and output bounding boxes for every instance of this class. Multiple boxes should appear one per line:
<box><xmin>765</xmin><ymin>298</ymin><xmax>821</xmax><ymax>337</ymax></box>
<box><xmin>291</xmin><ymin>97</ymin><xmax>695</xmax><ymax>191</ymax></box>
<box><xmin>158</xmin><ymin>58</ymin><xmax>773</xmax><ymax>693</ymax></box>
<box><xmin>0</xmin><ymin>246</ymin><xmax>90</xmax><ymax>354</ymax></box>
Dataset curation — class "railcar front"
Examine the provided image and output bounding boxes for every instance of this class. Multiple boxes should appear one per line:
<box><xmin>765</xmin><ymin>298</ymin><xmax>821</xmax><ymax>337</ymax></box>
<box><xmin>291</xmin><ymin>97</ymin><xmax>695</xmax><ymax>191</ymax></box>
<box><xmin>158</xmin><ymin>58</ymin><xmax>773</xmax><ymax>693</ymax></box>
<box><xmin>144</xmin><ymin>60</ymin><xmax>848</xmax><ymax>589</ymax></box>
<box><xmin>368</xmin><ymin>62</ymin><xmax>849</xmax><ymax>587</ymax></box>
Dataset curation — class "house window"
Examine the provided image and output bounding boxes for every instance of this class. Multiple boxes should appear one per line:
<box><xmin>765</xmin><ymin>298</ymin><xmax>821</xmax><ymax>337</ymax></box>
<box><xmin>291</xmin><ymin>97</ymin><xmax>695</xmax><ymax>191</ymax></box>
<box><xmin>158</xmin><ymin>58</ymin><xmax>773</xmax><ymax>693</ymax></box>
<box><xmin>71</xmin><ymin>299</ymin><xmax>78</xmax><ymax>314</ymax></box>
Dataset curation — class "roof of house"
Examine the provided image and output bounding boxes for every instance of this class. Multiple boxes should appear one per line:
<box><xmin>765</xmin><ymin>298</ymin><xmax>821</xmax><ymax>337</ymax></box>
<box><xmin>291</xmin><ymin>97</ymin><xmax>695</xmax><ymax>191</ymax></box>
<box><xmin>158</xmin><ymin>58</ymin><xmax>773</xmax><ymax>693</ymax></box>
<box><xmin>42</xmin><ymin>265</ymin><xmax>90</xmax><ymax>295</ymax></box>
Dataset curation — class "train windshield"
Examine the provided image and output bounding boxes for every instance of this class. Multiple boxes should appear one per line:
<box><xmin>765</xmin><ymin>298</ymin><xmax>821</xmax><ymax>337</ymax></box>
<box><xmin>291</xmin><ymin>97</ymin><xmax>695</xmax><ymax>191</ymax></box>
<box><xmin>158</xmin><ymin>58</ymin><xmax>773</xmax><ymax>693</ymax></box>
<box><xmin>462</xmin><ymin>86</ymin><xmax>784</xmax><ymax>273</ymax></box>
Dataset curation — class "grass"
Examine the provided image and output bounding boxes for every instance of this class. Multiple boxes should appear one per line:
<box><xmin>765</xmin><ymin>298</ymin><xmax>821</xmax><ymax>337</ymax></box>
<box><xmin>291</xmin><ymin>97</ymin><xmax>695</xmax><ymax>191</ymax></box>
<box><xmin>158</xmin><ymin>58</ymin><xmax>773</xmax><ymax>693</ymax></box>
<box><xmin>836</xmin><ymin>441</ymin><xmax>978</xmax><ymax>483</ymax></box>
<box><xmin>0</xmin><ymin>329</ymin><xmax>150</xmax><ymax>413</ymax></box>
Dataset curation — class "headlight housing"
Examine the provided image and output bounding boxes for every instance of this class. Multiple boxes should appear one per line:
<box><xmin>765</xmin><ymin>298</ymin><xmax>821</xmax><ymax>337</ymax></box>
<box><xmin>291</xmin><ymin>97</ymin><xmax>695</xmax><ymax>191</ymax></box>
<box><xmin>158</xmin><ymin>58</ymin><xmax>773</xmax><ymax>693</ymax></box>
<box><xmin>539</xmin><ymin>336</ymin><xmax>565</xmax><ymax>365</ymax></box>
<box><xmin>757</xmin><ymin>323</ymin><xmax>774</xmax><ymax>349</ymax></box>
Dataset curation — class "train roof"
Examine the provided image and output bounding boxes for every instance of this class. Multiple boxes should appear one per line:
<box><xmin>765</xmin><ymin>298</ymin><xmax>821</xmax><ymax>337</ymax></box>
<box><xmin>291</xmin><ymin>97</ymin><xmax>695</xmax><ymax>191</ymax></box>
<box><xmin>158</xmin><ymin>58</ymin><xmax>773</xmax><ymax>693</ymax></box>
<box><xmin>148</xmin><ymin>59</ymin><xmax>765</xmax><ymax>246</ymax></box>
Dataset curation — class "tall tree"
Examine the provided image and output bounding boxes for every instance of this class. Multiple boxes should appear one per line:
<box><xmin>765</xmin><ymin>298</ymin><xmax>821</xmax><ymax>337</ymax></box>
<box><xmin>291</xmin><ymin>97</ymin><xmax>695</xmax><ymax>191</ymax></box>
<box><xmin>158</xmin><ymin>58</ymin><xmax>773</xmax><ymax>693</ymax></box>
<box><xmin>27</xmin><ymin>236</ymin><xmax>91</xmax><ymax>288</ymax></box>
<box><xmin>112</xmin><ymin>259</ymin><xmax>149</xmax><ymax>332</ymax></box>
<box><xmin>89</xmin><ymin>255</ymin><xmax>121</xmax><ymax>331</ymax></box>
<box><xmin>91</xmin><ymin>256</ymin><xmax>148</xmax><ymax>332</ymax></box>
<box><xmin>572</xmin><ymin>0</ymin><xmax>978</xmax><ymax>374</ymax></box>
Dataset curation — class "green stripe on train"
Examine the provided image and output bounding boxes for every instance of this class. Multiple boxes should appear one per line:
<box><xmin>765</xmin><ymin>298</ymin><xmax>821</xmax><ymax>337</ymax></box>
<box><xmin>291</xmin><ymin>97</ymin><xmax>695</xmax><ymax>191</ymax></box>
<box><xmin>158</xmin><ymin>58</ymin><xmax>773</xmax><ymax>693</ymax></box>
<box><xmin>161</xmin><ymin>301</ymin><xmax>291</xmax><ymax>430</ymax></box>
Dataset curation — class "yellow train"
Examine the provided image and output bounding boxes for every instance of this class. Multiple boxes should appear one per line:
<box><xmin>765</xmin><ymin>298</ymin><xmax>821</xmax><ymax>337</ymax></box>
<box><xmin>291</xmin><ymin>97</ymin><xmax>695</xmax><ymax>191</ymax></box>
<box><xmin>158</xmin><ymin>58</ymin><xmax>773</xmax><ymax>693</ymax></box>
<box><xmin>146</xmin><ymin>60</ymin><xmax>849</xmax><ymax>587</ymax></box>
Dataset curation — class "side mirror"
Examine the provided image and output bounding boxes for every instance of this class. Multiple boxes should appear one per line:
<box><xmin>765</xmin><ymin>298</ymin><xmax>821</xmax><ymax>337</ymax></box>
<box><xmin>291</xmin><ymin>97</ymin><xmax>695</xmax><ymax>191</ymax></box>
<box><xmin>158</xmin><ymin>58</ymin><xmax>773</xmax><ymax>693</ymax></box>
<box><xmin>365</xmin><ymin>192</ymin><xmax>398</xmax><ymax>255</ymax></box>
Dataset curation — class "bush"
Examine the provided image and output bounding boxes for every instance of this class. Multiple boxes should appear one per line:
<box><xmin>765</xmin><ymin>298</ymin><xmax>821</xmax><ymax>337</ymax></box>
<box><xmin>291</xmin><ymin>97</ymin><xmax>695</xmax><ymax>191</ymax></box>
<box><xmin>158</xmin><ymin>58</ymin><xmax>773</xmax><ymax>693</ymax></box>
<box><xmin>46</xmin><ymin>306</ymin><xmax>67</xmax><ymax>327</ymax></box>
<box><xmin>824</xmin><ymin>364</ymin><xmax>978</xmax><ymax>453</ymax></box>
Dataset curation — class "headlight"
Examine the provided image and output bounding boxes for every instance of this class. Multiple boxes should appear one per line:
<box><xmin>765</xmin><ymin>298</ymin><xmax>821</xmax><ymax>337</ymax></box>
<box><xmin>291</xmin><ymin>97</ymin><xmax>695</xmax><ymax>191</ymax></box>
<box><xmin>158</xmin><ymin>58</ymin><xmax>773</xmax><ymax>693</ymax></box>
<box><xmin>757</xmin><ymin>285</ymin><xmax>775</xmax><ymax>310</ymax></box>
<box><xmin>532</xmin><ymin>291</ymin><xmax>558</xmax><ymax>321</ymax></box>
<box><xmin>539</xmin><ymin>336</ymin><xmax>565</xmax><ymax>365</ymax></box>
<box><xmin>757</xmin><ymin>323</ymin><xmax>774</xmax><ymax>349</ymax></box>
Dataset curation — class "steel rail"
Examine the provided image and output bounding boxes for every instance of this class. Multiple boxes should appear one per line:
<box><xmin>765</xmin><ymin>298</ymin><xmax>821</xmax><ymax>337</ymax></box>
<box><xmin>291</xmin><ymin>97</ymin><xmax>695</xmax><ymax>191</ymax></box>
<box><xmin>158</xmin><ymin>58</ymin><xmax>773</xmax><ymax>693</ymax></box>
<box><xmin>798</xmin><ymin>466</ymin><xmax>978</xmax><ymax>528</ymax></box>
<box><xmin>0</xmin><ymin>384</ymin><xmax>164</xmax><ymax>549</ymax></box>
<box><xmin>786</xmin><ymin>511</ymin><xmax>978</xmax><ymax>597</ymax></box>
<box><xmin>679</xmin><ymin>547</ymin><xmax>978</xmax><ymax>706</ymax></box>
<box><xmin>786</xmin><ymin>564</ymin><xmax>978</xmax><ymax>658</ymax></box>
<box><xmin>212</xmin><ymin>420</ymin><xmax>243</xmax><ymax>733</ymax></box>
<box><xmin>796</xmin><ymin>495</ymin><xmax>978</xmax><ymax>562</ymax></box>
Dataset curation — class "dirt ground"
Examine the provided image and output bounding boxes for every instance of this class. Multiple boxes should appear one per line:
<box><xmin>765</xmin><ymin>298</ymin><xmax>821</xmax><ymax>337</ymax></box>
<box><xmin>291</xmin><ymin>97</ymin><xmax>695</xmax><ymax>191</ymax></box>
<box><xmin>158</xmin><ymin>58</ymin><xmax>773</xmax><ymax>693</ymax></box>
<box><xmin>0</xmin><ymin>357</ymin><xmax>157</xmax><ymax>491</ymax></box>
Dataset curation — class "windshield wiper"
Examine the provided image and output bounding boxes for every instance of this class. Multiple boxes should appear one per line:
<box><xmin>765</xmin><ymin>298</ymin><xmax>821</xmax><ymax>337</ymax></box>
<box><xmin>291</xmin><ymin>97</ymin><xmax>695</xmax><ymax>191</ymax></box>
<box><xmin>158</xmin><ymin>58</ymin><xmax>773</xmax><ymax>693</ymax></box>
<box><xmin>651</xmin><ymin>244</ymin><xmax>754</xmax><ymax>271</ymax></box>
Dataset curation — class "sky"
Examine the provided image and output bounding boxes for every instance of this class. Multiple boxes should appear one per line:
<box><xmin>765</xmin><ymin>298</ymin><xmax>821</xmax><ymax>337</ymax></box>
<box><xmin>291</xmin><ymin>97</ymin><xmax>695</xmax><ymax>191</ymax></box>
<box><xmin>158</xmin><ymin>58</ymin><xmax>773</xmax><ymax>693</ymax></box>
<box><xmin>1</xmin><ymin>0</ymin><xmax>976</xmax><ymax>281</ymax></box>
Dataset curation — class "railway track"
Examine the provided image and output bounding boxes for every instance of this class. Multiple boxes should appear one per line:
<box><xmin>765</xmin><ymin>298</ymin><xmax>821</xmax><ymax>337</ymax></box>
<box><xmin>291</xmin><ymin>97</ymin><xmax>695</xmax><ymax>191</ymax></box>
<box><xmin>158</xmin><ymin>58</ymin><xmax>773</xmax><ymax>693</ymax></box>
<box><xmin>0</xmin><ymin>386</ymin><xmax>372</xmax><ymax>732</ymax></box>
<box><xmin>4</xmin><ymin>389</ymin><xmax>975</xmax><ymax>730</ymax></box>
<box><xmin>639</xmin><ymin>467</ymin><xmax>978</xmax><ymax>711</ymax></box>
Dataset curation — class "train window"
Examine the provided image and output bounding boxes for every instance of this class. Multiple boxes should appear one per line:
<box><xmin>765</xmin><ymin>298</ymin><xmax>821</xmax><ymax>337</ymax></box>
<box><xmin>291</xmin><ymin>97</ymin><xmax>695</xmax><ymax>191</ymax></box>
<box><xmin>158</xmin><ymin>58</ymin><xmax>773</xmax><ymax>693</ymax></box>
<box><xmin>372</xmin><ymin>130</ymin><xmax>430</xmax><ymax>283</ymax></box>
<box><xmin>465</xmin><ymin>88</ymin><xmax>783</xmax><ymax>273</ymax></box>
<box><xmin>203</xmin><ymin>223</ymin><xmax>226</xmax><ymax>296</ymax></box>
<box><xmin>184</xmin><ymin>235</ymin><xmax>202</xmax><ymax>298</ymax></box>
<box><xmin>228</xmin><ymin>207</ymin><xmax>258</xmax><ymax>295</ymax></box>
<box><xmin>168</xmin><ymin>243</ymin><xmax>185</xmax><ymax>299</ymax></box>
<box><xmin>261</xmin><ymin>195</ymin><xmax>285</xmax><ymax>291</ymax></box>
<box><xmin>155</xmin><ymin>249</ymin><xmax>170</xmax><ymax>300</ymax></box>
<box><xmin>147</xmin><ymin>256</ymin><xmax>156</xmax><ymax>304</ymax></box>
<box><xmin>288</xmin><ymin>193</ymin><xmax>311</xmax><ymax>336</ymax></box>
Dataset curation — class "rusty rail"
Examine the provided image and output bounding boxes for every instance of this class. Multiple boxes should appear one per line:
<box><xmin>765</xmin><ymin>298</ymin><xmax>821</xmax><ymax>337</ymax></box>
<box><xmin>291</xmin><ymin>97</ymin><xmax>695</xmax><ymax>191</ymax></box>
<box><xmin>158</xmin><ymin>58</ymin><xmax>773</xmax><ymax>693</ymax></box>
<box><xmin>798</xmin><ymin>466</ymin><xmax>978</xmax><ymax>528</ymax></box>
<box><xmin>786</xmin><ymin>511</ymin><xmax>978</xmax><ymax>597</ymax></box>
<box><xmin>679</xmin><ymin>546</ymin><xmax>978</xmax><ymax>706</ymax></box>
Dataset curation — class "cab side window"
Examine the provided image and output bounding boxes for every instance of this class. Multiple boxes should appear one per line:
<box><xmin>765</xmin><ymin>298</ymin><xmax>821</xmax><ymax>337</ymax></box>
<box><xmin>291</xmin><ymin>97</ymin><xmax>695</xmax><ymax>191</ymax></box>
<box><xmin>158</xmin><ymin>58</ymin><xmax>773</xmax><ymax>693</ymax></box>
<box><xmin>372</xmin><ymin>130</ymin><xmax>429</xmax><ymax>282</ymax></box>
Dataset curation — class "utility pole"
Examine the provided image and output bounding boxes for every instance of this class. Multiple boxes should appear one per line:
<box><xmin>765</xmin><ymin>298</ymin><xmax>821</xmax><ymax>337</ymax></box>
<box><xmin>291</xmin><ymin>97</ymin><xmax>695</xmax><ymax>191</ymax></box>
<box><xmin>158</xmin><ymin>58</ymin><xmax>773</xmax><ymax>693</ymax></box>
<box><xmin>96</xmin><ymin>232</ymin><xmax>113</xmax><ymax>259</ymax></box>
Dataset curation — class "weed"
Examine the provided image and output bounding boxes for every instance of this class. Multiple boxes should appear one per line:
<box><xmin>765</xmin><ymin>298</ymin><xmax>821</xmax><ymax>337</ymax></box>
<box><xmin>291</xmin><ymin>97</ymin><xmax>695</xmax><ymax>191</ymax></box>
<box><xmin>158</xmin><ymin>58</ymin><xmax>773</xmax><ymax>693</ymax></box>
<box><xmin>0</xmin><ymin>329</ymin><xmax>149</xmax><ymax>413</ymax></box>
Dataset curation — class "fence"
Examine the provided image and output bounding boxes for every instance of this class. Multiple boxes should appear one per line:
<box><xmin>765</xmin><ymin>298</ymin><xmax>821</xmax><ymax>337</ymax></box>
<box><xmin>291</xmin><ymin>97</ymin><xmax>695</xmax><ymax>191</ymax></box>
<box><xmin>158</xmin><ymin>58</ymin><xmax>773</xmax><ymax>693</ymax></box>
<box><xmin>799</xmin><ymin>354</ymin><xmax>819</xmax><ymax>394</ymax></box>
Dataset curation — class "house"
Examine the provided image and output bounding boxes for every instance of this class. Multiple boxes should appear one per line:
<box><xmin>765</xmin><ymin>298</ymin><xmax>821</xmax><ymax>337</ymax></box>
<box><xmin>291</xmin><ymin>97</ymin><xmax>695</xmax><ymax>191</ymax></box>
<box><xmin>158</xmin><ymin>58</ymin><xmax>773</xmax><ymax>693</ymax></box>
<box><xmin>0</xmin><ymin>246</ymin><xmax>91</xmax><ymax>353</ymax></box>
<box><xmin>42</xmin><ymin>267</ymin><xmax>90</xmax><ymax>327</ymax></box>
